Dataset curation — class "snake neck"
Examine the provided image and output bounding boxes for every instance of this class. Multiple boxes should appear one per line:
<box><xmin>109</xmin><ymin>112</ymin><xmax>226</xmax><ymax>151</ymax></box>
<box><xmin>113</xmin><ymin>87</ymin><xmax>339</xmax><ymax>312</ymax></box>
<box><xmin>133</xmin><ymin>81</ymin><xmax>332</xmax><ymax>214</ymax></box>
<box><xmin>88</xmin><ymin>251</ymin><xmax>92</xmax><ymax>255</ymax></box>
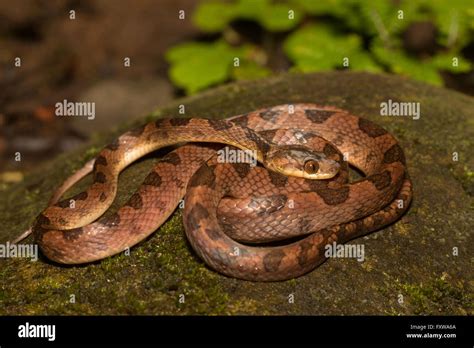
<box><xmin>147</xmin><ymin>119</ymin><xmax>269</xmax><ymax>165</ymax></box>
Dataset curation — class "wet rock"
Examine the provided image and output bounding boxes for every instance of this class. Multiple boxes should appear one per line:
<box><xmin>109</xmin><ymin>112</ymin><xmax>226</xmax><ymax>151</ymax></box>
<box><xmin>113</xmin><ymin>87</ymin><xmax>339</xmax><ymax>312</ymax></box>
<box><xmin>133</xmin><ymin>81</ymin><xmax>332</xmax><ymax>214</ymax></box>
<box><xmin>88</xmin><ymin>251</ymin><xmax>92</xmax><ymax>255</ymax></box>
<box><xmin>0</xmin><ymin>71</ymin><xmax>472</xmax><ymax>315</ymax></box>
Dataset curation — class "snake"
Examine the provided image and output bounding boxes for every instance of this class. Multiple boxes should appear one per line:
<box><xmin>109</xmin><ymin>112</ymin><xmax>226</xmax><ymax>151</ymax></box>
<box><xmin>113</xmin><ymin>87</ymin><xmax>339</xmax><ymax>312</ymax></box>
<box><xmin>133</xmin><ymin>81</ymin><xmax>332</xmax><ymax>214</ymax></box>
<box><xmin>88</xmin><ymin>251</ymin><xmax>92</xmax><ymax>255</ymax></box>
<box><xmin>30</xmin><ymin>104</ymin><xmax>412</xmax><ymax>281</ymax></box>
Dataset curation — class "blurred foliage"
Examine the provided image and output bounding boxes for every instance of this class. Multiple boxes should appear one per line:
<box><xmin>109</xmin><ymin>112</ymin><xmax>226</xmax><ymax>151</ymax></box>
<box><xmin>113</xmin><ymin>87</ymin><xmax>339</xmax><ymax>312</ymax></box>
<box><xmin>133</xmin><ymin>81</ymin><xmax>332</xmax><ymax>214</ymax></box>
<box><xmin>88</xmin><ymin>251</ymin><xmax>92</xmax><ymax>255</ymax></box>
<box><xmin>166</xmin><ymin>0</ymin><xmax>474</xmax><ymax>94</ymax></box>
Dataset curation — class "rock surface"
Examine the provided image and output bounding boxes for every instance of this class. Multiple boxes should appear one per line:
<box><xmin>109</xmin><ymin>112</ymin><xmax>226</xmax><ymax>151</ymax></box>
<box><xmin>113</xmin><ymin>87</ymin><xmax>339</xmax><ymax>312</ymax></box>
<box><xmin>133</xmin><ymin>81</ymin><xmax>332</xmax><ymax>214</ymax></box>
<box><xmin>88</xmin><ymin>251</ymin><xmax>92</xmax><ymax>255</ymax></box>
<box><xmin>0</xmin><ymin>71</ymin><xmax>472</xmax><ymax>315</ymax></box>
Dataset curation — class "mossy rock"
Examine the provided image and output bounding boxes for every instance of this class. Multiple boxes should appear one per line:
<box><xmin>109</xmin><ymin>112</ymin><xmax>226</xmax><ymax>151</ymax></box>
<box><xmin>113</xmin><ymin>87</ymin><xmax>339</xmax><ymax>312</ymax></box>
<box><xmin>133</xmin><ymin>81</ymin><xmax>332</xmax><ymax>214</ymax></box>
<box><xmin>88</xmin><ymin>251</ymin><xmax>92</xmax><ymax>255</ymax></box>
<box><xmin>0</xmin><ymin>71</ymin><xmax>472</xmax><ymax>315</ymax></box>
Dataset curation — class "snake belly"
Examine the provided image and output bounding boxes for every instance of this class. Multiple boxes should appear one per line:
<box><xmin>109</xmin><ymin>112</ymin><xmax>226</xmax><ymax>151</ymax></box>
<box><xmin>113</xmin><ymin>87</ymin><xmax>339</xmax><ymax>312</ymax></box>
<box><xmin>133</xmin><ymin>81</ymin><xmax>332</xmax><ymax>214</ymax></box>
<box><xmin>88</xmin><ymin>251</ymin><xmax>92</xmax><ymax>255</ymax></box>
<box><xmin>33</xmin><ymin>103</ymin><xmax>412</xmax><ymax>281</ymax></box>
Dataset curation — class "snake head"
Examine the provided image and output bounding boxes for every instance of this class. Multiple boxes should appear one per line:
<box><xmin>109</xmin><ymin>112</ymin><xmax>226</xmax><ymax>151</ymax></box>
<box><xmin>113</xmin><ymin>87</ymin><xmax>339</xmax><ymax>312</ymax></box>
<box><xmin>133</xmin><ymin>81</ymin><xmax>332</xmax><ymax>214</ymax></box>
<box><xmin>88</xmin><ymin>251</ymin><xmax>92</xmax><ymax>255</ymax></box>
<box><xmin>264</xmin><ymin>145</ymin><xmax>340</xmax><ymax>180</ymax></box>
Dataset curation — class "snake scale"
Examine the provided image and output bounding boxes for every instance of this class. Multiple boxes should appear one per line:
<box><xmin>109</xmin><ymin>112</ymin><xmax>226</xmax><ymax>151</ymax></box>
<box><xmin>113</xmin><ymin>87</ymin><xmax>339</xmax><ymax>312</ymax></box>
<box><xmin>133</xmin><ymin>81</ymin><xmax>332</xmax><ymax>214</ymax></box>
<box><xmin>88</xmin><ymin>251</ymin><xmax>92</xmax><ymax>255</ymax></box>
<box><xmin>32</xmin><ymin>104</ymin><xmax>412</xmax><ymax>281</ymax></box>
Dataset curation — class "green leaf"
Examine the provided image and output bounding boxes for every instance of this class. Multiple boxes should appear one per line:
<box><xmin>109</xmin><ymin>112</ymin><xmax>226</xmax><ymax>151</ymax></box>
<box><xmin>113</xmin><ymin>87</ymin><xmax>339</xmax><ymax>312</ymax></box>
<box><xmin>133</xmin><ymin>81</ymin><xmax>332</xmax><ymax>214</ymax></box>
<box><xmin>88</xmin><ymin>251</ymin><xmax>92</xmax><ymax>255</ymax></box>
<box><xmin>165</xmin><ymin>41</ymin><xmax>240</xmax><ymax>94</ymax></box>
<box><xmin>427</xmin><ymin>0</ymin><xmax>474</xmax><ymax>48</ymax></box>
<box><xmin>193</xmin><ymin>0</ymin><xmax>302</xmax><ymax>33</ymax></box>
<box><xmin>259</xmin><ymin>3</ymin><xmax>302</xmax><ymax>32</ymax></box>
<box><xmin>430</xmin><ymin>52</ymin><xmax>472</xmax><ymax>73</ymax></box>
<box><xmin>290</xmin><ymin>0</ymin><xmax>365</xmax><ymax>31</ymax></box>
<box><xmin>235</xmin><ymin>0</ymin><xmax>269</xmax><ymax>20</ymax></box>
<box><xmin>357</xmin><ymin>0</ymin><xmax>400</xmax><ymax>38</ymax></box>
<box><xmin>290</xmin><ymin>0</ymin><xmax>356</xmax><ymax>17</ymax></box>
<box><xmin>348</xmin><ymin>51</ymin><xmax>383</xmax><ymax>73</ymax></box>
<box><xmin>371</xmin><ymin>41</ymin><xmax>444</xmax><ymax>85</ymax></box>
<box><xmin>192</xmin><ymin>1</ymin><xmax>237</xmax><ymax>32</ymax></box>
<box><xmin>283</xmin><ymin>24</ymin><xmax>366</xmax><ymax>72</ymax></box>
<box><xmin>356</xmin><ymin>0</ymin><xmax>431</xmax><ymax>41</ymax></box>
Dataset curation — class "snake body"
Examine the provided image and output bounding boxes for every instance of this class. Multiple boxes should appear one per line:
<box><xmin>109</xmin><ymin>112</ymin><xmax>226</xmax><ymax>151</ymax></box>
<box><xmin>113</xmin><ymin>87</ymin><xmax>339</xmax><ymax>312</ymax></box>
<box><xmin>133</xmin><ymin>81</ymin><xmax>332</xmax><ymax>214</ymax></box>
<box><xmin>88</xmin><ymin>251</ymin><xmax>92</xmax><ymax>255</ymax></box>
<box><xmin>33</xmin><ymin>104</ymin><xmax>412</xmax><ymax>281</ymax></box>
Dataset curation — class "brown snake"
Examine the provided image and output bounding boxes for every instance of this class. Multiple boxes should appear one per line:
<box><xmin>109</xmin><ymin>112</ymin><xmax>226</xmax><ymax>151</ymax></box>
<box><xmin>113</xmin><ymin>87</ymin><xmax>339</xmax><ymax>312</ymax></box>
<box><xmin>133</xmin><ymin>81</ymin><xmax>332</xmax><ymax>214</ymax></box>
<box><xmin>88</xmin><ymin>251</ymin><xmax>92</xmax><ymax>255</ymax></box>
<box><xmin>29</xmin><ymin>104</ymin><xmax>412</xmax><ymax>281</ymax></box>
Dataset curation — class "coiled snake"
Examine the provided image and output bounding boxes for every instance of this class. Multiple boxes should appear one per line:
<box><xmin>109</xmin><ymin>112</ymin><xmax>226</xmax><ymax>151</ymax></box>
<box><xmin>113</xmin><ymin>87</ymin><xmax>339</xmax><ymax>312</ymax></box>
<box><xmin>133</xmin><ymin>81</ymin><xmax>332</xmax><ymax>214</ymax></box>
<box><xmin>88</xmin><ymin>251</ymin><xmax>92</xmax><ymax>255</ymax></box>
<box><xmin>30</xmin><ymin>104</ymin><xmax>412</xmax><ymax>281</ymax></box>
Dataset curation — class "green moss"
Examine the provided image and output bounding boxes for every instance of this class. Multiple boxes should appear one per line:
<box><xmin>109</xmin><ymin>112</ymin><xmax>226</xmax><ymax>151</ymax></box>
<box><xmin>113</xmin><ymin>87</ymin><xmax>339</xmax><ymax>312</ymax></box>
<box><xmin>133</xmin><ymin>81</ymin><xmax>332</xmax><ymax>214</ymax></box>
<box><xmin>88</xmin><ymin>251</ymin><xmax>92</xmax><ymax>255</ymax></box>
<box><xmin>398</xmin><ymin>277</ymin><xmax>471</xmax><ymax>315</ymax></box>
<box><xmin>459</xmin><ymin>165</ymin><xmax>474</xmax><ymax>196</ymax></box>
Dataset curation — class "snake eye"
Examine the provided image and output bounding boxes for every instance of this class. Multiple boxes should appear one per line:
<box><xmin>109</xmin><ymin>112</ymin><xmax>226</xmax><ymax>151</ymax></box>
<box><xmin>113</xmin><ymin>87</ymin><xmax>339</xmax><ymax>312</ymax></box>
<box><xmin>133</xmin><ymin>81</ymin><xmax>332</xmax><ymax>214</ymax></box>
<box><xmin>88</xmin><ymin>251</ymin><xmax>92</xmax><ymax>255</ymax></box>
<box><xmin>304</xmin><ymin>159</ymin><xmax>319</xmax><ymax>174</ymax></box>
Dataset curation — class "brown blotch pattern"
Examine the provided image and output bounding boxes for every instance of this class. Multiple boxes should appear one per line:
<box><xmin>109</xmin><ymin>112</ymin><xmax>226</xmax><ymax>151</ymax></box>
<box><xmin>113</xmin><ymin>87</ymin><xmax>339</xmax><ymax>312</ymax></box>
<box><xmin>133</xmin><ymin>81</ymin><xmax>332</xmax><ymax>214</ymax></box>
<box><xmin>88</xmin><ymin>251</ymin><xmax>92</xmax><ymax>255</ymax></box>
<box><xmin>307</xmin><ymin>179</ymin><xmax>329</xmax><ymax>191</ymax></box>
<box><xmin>189</xmin><ymin>164</ymin><xmax>216</xmax><ymax>189</ymax></box>
<box><xmin>367</xmin><ymin>170</ymin><xmax>392</xmax><ymax>190</ymax></box>
<box><xmin>204</xmin><ymin>228</ymin><xmax>222</xmax><ymax>241</ymax></box>
<box><xmin>243</xmin><ymin>128</ymin><xmax>270</xmax><ymax>154</ymax></box>
<box><xmin>232</xmin><ymin>163</ymin><xmax>251</xmax><ymax>179</ymax></box>
<box><xmin>143</xmin><ymin>171</ymin><xmax>162</xmax><ymax>187</ymax></box>
<box><xmin>304</xmin><ymin>109</ymin><xmax>335</xmax><ymax>123</ymax></box>
<box><xmin>105</xmin><ymin>139</ymin><xmax>120</xmax><ymax>151</ymax></box>
<box><xmin>36</xmin><ymin>213</ymin><xmax>51</xmax><ymax>227</ymax></box>
<box><xmin>297</xmin><ymin>239</ymin><xmax>314</xmax><ymax>268</ymax></box>
<box><xmin>186</xmin><ymin>202</ymin><xmax>210</xmax><ymax>232</ymax></box>
<box><xmin>334</xmin><ymin>225</ymin><xmax>348</xmax><ymax>239</ymax></box>
<box><xmin>258</xmin><ymin>129</ymin><xmax>279</xmax><ymax>142</ymax></box>
<box><xmin>219</xmin><ymin>219</ymin><xmax>233</xmax><ymax>235</ymax></box>
<box><xmin>268</xmin><ymin>171</ymin><xmax>288</xmax><ymax>187</ymax></box>
<box><xmin>358</xmin><ymin>118</ymin><xmax>388</xmax><ymax>138</ymax></box>
<box><xmin>208</xmin><ymin>119</ymin><xmax>233</xmax><ymax>131</ymax></box>
<box><xmin>154</xmin><ymin>119</ymin><xmax>167</xmax><ymax>128</ymax></box>
<box><xmin>128</xmin><ymin>124</ymin><xmax>146</xmax><ymax>137</ymax></box>
<box><xmin>315</xmin><ymin>186</ymin><xmax>350</xmax><ymax>205</ymax></box>
<box><xmin>298</xmin><ymin>217</ymin><xmax>312</xmax><ymax>235</ymax></box>
<box><xmin>95</xmin><ymin>155</ymin><xmax>108</xmax><ymax>167</ymax></box>
<box><xmin>33</xmin><ymin>225</ymin><xmax>48</xmax><ymax>244</ymax></box>
<box><xmin>192</xmin><ymin>202</ymin><xmax>210</xmax><ymax>220</ymax></box>
<box><xmin>62</xmin><ymin>227</ymin><xmax>84</xmax><ymax>241</ymax></box>
<box><xmin>229</xmin><ymin>114</ymin><xmax>249</xmax><ymax>128</ymax></box>
<box><xmin>185</xmin><ymin>212</ymin><xmax>200</xmax><ymax>231</ymax></box>
<box><xmin>169</xmin><ymin>118</ymin><xmax>191</xmax><ymax>127</ymax></box>
<box><xmin>55</xmin><ymin>199</ymin><xmax>71</xmax><ymax>208</ymax></box>
<box><xmin>383</xmin><ymin>144</ymin><xmax>406</xmax><ymax>164</ymax></box>
<box><xmin>99</xmin><ymin>192</ymin><xmax>107</xmax><ymax>202</ymax></box>
<box><xmin>263</xmin><ymin>249</ymin><xmax>286</xmax><ymax>272</ymax></box>
<box><xmin>323</xmin><ymin>143</ymin><xmax>339</xmax><ymax>158</ymax></box>
<box><xmin>161</xmin><ymin>152</ymin><xmax>182</xmax><ymax>165</ymax></box>
<box><xmin>73</xmin><ymin>191</ymin><xmax>88</xmax><ymax>201</ymax></box>
<box><xmin>94</xmin><ymin>172</ymin><xmax>107</xmax><ymax>184</ymax></box>
<box><xmin>258</xmin><ymin>109</ymin><xmax>281</xmax><ymax>123</ymax></box>
<box><xmin>100</xmin><ymin>213</ymin><xmax>121</xmax><ymax>227</ymax></box>
<box><xmin>125</xmin><ymin>193</ymin><xmax>143</xmax><ymax>210</ymax></box>
<box><xmin>372</xmin><ymin>214</ymin><xmax>387</xmax><ymax>227</ymax></box>
<box><xmin>354</xmin><ymin>219</ymin><xmax>369</xmax><ymax>234</ymax></box>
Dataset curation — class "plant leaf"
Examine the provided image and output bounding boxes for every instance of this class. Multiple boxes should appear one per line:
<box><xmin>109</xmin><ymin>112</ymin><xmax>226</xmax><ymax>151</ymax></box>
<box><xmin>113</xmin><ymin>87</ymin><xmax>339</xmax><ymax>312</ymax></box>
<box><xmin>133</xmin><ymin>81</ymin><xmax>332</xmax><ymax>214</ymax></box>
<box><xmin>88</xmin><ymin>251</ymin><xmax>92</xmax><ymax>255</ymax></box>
<box><xmin>430</xmin><ymin>52</ymin><xmax>472</xmax><ymax>72</ymax></box>
<box><xmin>284</xmin><ymin>24</ymin><xmax>368</xmax><ymax>72</ymax></box>
<box><xmin>259</xmin><ymin>3</ymin><xmax>302</xmax><ymax>32</ymax></box>
<box><xmin>348</xmin><ymin>51</ymin><xmax>383</xmax><ymax>72</ymax></box>
<box><xmin>192</xmin><ymin>1</ymin><xmax>237</xmax><ymax>32</ymax></box>
<box><xmin>165</xmin><ymin>41</ymin><xmax>240</xmax><ymax>94</ymax></box>
<box><xmin>235</xmin><ymin>0</ymin><xmax>269</xmax><ymax>20</ymax></box>
<box><xmin>371</xmin><ymin>41</ymin><xmax>444</xmax><ymax>85</ymax></box>
<box><xmin>428</xmin><ymin>0</ymin><xmax>473</xmax><ymax>48</ymax></box>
